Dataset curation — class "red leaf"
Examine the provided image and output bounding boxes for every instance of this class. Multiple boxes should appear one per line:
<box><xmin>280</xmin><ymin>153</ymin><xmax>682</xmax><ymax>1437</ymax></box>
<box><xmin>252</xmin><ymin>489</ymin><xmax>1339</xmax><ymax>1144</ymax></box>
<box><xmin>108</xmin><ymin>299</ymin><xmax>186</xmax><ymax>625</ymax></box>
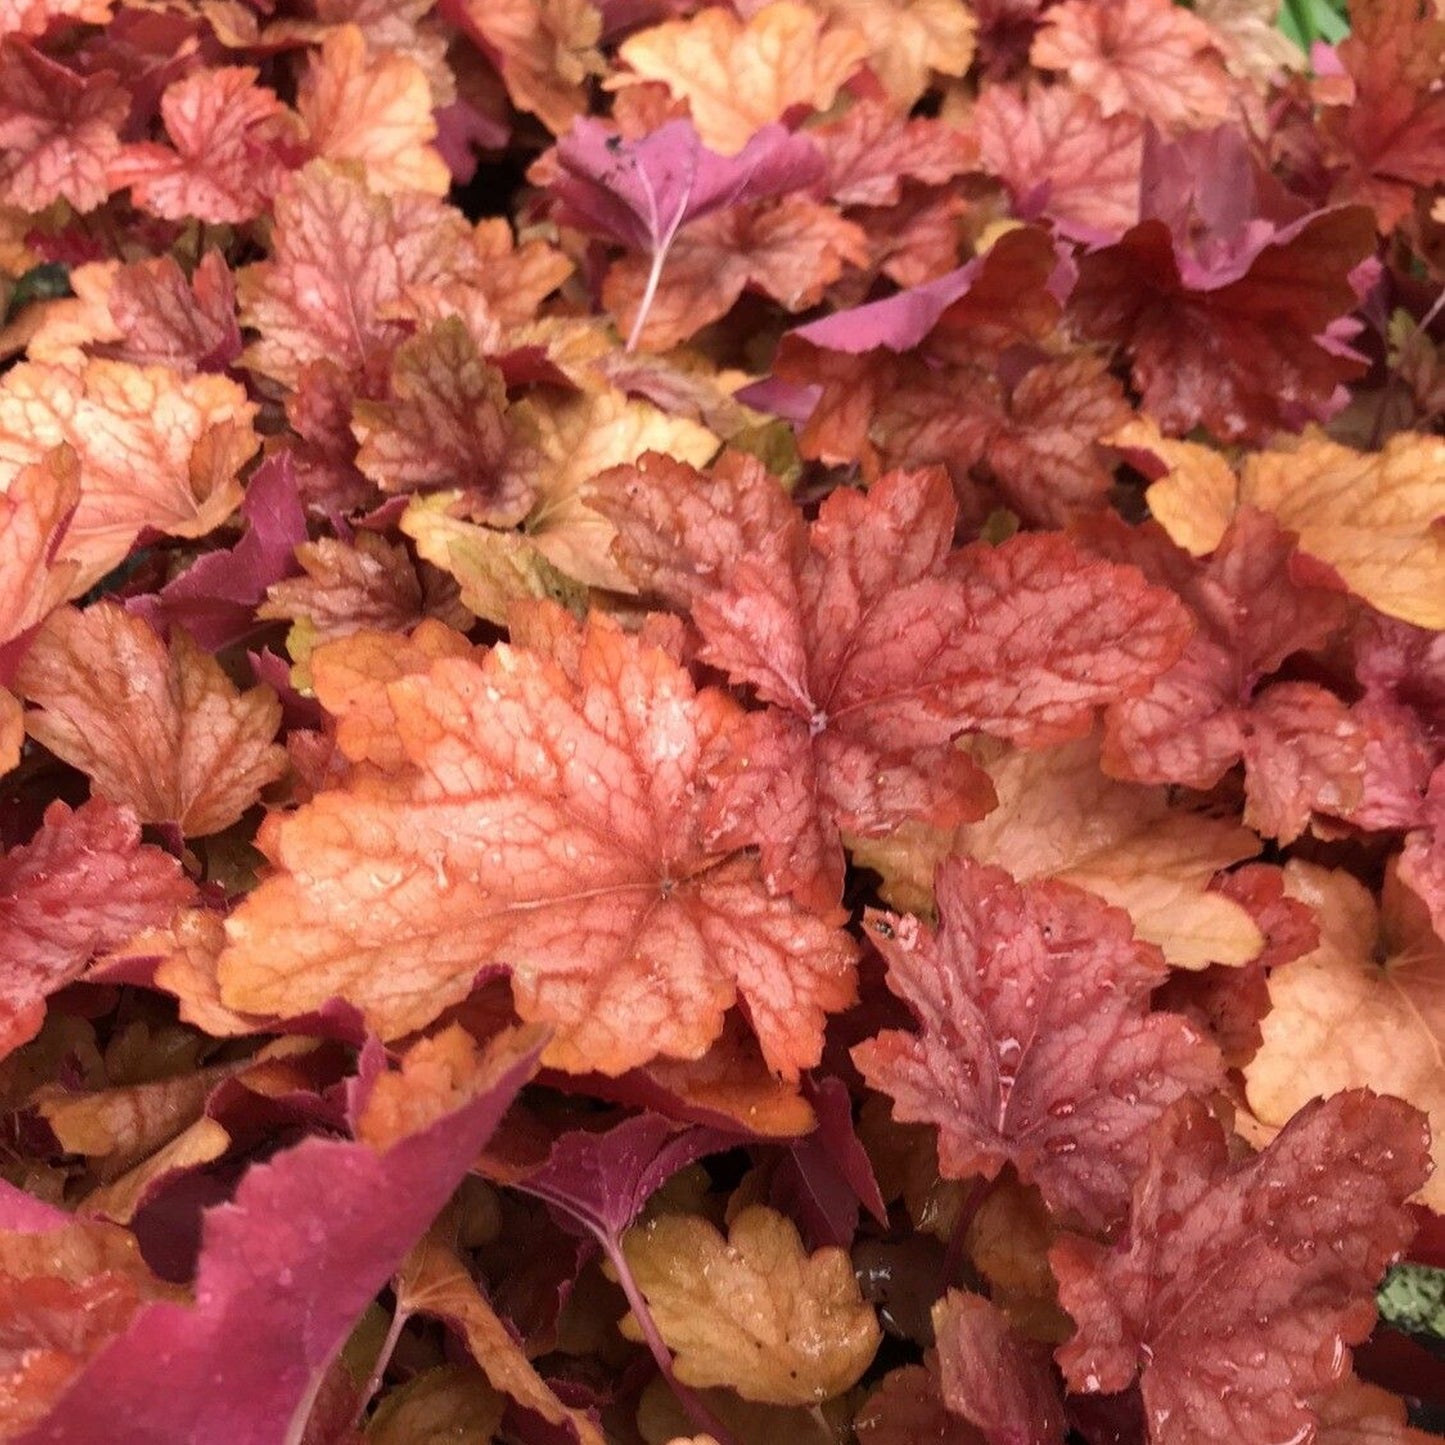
<box><xmin>1071</xmin><ymin>200</ymin><xmax>1377</xmax><ymax>442</ymax></box>
<box><xmin>16</xmin><ymin>1026</ymin><xmax>543</xmax><ymax>1445</ymax></box>
<box><xmin>603</xmin><ymin>462</ymin><xmax>1190</xmax><ymax>906</ymax></box>
<box><xmin>1052</xmin><ymin>1091</ymin><xmax>1431</xmax><ymax>1445</ymax></box>
<box><xmin>853</xmin><ymin>858</ymin><xmax>1221</xmax><ymax>1231</ymax></box>
<box><xmin>1092</xmin><ymin>509</ymin><xmax>1357</xmax><ymax>841</ymax></box>
<box><xmin>934</xmin><ymin>1289</ymin><xmax>1066</xmax><ymax>1445</ymax></box>
<box><xmin>0</xmin><ymin>799</ymin><xmax>194</xmax><ymax>1060</ymax></box>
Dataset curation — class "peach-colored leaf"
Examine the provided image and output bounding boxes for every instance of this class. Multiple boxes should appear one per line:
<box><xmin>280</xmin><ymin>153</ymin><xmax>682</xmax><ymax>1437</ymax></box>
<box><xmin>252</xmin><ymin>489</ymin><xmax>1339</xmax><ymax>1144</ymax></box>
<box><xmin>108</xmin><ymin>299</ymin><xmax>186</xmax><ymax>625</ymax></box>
<box><xmin>218</xmin><ymin>612</ymin><xmax>857</xmax><ymax>1078</ymax></box>
<box><xmin>1243</xmin><ymin>861</ymin><xmax>1445</xmax><ymax>1212</ymax></box>
<box><xmin>18</xmin><ymin>604</ymin><xmax>287</xmax><ymax>837</ymax></box>
<box><xmin>614</xmin><ymin>1</ymin><xmax>869</xmax><ymax>155</ymax></box>
<box><xmin>0</xmin><ymin>360</ymin><xmax>258</xmax><ymax>594</ymax></box>
<box><xmin>297</xmin><ymin>25</ymin><xmax>449</xmax><ymax>196</ymax></box>
<box><xmin>851</xmin><ymin>735</ymin><xmax>1264</xmax><ymax>970</ymax></box>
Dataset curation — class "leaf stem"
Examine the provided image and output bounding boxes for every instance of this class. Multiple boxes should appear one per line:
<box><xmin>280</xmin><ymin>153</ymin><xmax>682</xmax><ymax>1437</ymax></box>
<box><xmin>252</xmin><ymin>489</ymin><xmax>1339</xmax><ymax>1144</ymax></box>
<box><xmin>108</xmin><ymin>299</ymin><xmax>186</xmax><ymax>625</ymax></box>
<box><xmin>942</xmin><ymin>1175</ymin><xmax>993</xmax><ymax>1287</ymax></box>
<box><xmin>601</xmin><ymin>1232</ymin><xmax>742</xmax><ymax>1445</ymax></box>
<box><xmin>349</xmin><ymin>1298</ymin><xmax>411</xmax><ymax>1430</ymax></box>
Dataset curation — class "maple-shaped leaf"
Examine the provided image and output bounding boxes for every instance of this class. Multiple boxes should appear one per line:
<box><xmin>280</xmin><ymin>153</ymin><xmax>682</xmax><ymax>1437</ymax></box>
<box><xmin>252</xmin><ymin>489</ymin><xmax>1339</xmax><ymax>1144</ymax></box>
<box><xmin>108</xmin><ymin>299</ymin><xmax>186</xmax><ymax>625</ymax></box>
<box><xmin>973</xmin><ymin>84</ymin><xmax>1143</xmax><ymax>243</ymax></box>
<box><xmin>853</xmin><ymin>857</ymin><xmax>1222</xmax><ymax>1231</ymax></box>
<box><xmin>259</xmin><ymin>531</ymin><xmax>432</xmax><ymax>674</ymax></box>
<box><xmin>620</xmin><ymin>1203</ymin><xmax>881</xmax><ymax>1404</ymax></box>
<box><xmin>1323</xmin><ymin>0</ymin><xmax>1445</xmax><ymax>231</ymax></box>
<box><xmin>350</xmin><ymin>317</ymin><xmax>517</xmax><ymax>512</ymax></box>
<box><xmin>1235</xmin><ymin>431</ymin><xmax>1445</xmax><ymax>631</ymax></box>
<box><xmin>15</xmin><ymin>1026</ymin><xmax>543</xmax><ymax>1445</ymax></box>
<box><xmin>603</xmin><ymin>195</ymin><xmax>869</xmax><ymax>352</ymax></box>
<box><xmin>612</xmin><ymin>0</ymin><xmax>868</xmax><ymax>154</ymax></box>
<box><xmin>0</xmin><ymin>358</ymin><xmax>259</xmax><ymax>594</ymax></box>
<box><xmin>1052</xmin><ymin>1090</ymin><xmax>1431</xmax><ymax>1445</ymax></box>
<box><xmin>99</xmin><ymin>251</ymin><xmax>243</xmax><ymax>374</ymax></box>
<box><xmin>107</xmin><ymin>66</ymin><xmax>295</xmax><ymax>224</ymax></box>
<box><xmin>851</xmin><ymin>734</ymin><xmax>1264</xmax><ymax>970</ymax></box>
<box><xmin>1030</xmin><ymin>0</ymin><xmax>1236</xmax><ymax>131</ymax></box>
<box><xmin>236</xmin><ymin>161</ymin><xmax>481</xmax><ymax>388</ymax></box>
<box><xmin>19</xmin><ymin>604</ymin><xmax>287</xmax><ymax>838</ymax></box>
<box><xmin>218</xmin><ymin>610</ymin><xmax>858</xmax><ymax>1078</ymax></box>
<box><xmin>602</xmin><ymin>460</ymin><xmax>1191</xmax><ymax>907</ymax></box>
<box><xmin>127</xmin><ymin>453</ymin><xmax>307</xmax><ymax>653</ymax></box>
<box><xmin>1071</xmin><ymin>148</ymin><xmax>1377</xmax><ymax>441</ymax></box>
<box><xmin>1088</xmin><ymin>508</ymin><xmax>1357</xmax><ymax>842</ymax></box>
<box><xmin>811</xmin><ymin>0</ymin><xmax>975</xmax><ymax>106</ymax></box>
<box><xmin>1244</xmin><ymin>861</ymin><xmax>1445</xmax><ymax>1213</ymax></box>
<box><xmin>0</xmin><ymin>798</ymin><xmax>194</xmax><ymax>1060</ymax></box>
<box><xmin>0</xmin><ymin>40</ymin><xmax>126</xmax><ymax>212</ymax></box>
<box><xmin>934</xmin><ymin>1289</ymin><xmax>1066</xmax><ymax>1445</ymax></box>
<box><xmin>296</xmin><ymin>25</ymin><xmax>449</xmax><ymax>196</ymax></box>
<box><xmin>0</xmin><ymin>446</ymin><xmax>80</xmax><ymax>656</ymax></box>
<box><xmin>441</xmin><ymin>0</ymin><xmax>604</xmax><ymax>135</ymax></box>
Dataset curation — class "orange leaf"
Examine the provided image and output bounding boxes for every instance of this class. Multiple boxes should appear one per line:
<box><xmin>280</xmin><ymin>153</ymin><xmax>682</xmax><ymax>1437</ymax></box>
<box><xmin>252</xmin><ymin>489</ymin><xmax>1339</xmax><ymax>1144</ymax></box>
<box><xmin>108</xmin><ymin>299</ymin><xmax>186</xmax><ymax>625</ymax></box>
<box><xmin>18</xmin><ymin>604</ymin><xmax>287</xmax><ymax>837</ymax></box>
<box><xmin>614</xmin><ymin>1</ymin><xmax>869</xmax><ymax>154</ymax></box>
<box><xmin>1142</xmin><ymin>426</ymin><xmax>1445</xmax><ymax>629</ymax></box>
<box><xmin>236</xmin><ymin>161</ymin><xmax>480</xmax><ymax>388</ymax></box>
<box><xmin>448</xmin><ymin>0</ymin><xmax>603</xmax><ymax>134</ymax></box>
<box><xmin>219</xmin><ymin>611</ymin><xmax>857</xmax><ymax>1077</ymax></box>
<box><xmin>297</xmin><ymin>25</ymin><xmax>449</xmax><ymax>196</ymax></box>
<box><xmin>0</xmin><ymin>359</ymin><xmax>258</xmax><ymax>594</ymax></box>
<box><xmin>0</xmin><ymin>445</ymin><xmax>80</xmax><ymax>647</ymax></box>
<box><xmin>812</xmin><ymin>0</ymin><xmax>975</xmax><ymax>106</ymax></box>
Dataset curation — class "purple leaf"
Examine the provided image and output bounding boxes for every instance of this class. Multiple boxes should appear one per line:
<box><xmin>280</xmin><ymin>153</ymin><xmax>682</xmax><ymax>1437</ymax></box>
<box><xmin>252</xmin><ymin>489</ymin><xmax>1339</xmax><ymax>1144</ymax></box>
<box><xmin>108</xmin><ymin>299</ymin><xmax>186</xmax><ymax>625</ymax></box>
<box><xmin>127</xmin><ymin>454</ymin><xmax>307</xmax><ymax>651</ymax></box>
<box><xmin>550</xmin><ymin>118</ymin><xmax>824</xmax><ymax>254</ymax></box>
<box><xmin>769</xmin><ymin>1077</ymin><xmax>887</xmax><ymax>1249</ymax></box>
<box><xmin>488</xmin><ymin>1112</ymin><xmax>739</xmax><ymax>1243</ymax></box>
<box><xmin>18</xmin><ymin>1027</ymin><xmax>544</xmax><ymax>1445</ymax></box>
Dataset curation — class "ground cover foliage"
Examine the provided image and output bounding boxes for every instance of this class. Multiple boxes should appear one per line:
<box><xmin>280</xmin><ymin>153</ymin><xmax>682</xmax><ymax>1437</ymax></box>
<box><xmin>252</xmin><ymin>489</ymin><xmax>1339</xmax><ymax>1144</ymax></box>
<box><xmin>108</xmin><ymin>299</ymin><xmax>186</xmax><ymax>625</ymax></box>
<box><xmin>0</xmin><ymin>0</ymin><xmax>1442</xmax><ymax>1439</ymax></box>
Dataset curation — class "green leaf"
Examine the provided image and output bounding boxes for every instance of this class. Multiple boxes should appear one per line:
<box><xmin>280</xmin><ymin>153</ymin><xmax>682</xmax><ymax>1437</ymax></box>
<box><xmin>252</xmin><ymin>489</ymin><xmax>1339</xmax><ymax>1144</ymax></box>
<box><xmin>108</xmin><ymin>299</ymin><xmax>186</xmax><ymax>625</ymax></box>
<box><xmin>1377</xmin><ymin>1263</ymin><xmax>1445</xmax><ymax>1340</ymax></box>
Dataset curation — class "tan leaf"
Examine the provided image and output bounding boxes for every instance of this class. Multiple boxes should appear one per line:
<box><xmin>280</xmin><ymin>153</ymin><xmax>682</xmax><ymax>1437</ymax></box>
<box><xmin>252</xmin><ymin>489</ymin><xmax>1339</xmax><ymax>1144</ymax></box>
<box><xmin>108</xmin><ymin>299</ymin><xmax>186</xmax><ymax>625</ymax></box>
<box><xmin>1140</xmin><ymin>423</ymin><xmax>1445</xmax><ymax>628</ymax></box>
<box><xmin>1243</xmin><ymin>861</ymin><xmax>1445</xmax><ymax>1212</ymax></box>
<box><xmin>80</xmin><ymin>1117</ymin><xmax>230</xmax><ymax>1225</ymax></box>
<box><xmin>620</xmin><ymin>1204</ymin><xmax>880</xmax><ymax>1405</ymax></box>
<box><xmin>18</xmin><ymin>604</ymin><xmax>287</xmax><ymax>837</ymax></box>
<box><xmin>505</xmin><ymin>388</ymin><xmax>718</xmax><ymax>590</ymax></box>
<box><xmin>850</xmin><ymin>736</ymin><xmax>1263</xmax><ymax>969</ymax></box>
